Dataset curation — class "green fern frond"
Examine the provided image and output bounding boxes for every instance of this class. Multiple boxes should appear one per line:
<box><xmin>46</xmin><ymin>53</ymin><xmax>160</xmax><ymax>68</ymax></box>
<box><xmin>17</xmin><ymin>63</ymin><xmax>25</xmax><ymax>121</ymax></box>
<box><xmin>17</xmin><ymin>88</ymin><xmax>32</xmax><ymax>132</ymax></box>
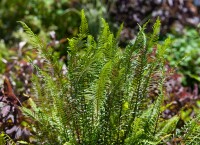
<box><xmin>98</xmin><ymin>18</ymin><xmax>110</xmax><ymax>49</ymax></box>
<box><xmin>157</xmin><ymin>37</ymin><xmax>171</xmax><ymax>62</ymax></box>
<box><xmin>148</xmin><ymin>18</ymin><xmax>161</xmax><ymax>48</ymax></box>
<box><xmin>21</xmin><ymin>106</ymin><xmax>39</xmax><ymax>122</ymax></box>
<box><xmin>95</xmin><ymin>60</ymin><xmax>112</xmax><ymax>118</ymax></box>
<box><xmin>18</xmin><ymin>21</ymin><xmax>43</xmax><ymax>49</ymax></box>
<box><xmin>125</xmin><ymin>112</ymin><xmax>157</xmax><ymax>145</ymax></box>
<box><xmin>116</xmin><ymin>23</ymin><xmax>123</xmax><ymax>41</ymax></box>
<box><xmin>130</xmin><ymin>26</ymin><xmax>147</xmax><ymax>115</ymax></box>
<box><xmin>31</xmin><ymin>74</ymin><xmax>43</xmax><ymax>101</ymax></box>
<box><xmin>180</xmin><ymin>113</ymin><xmax>200</xmax><ymax>144</ymax></box>
<box><xmin>134</xmin><ymin>24</ymin><xmax>147</xmax><ymax>51</ymax></box>
<box><xmin>148</xmin><ymin>93</ymin><xmax>164</xmax><ymax>134</ymax></box>
<box><xmin>122</xmin><ymin>23</ymin><xmax>147</xmax><ymax>79</ymax></box>
<box><xmin>79</xmin><ymin>9</ymin><xmax>89</xmax><ymax>37</ymax></box>
<box><xmin>103</xmin><ymin>33</ymin><xmax>115</xmax><ymax>60</ymax></box>
<box><xmin>156</xmin><ymin>115</ymin><xmax>179</xmax><ymax>138</ymax></box>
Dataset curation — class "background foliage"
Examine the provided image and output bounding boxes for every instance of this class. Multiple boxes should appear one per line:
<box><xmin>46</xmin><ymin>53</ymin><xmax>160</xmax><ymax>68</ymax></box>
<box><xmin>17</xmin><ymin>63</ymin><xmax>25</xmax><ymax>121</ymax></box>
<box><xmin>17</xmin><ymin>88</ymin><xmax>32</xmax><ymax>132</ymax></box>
<box><xmin>167</xmin><ymin>28</ymin><xmax>200</xmax><ymax>86</ymax></box>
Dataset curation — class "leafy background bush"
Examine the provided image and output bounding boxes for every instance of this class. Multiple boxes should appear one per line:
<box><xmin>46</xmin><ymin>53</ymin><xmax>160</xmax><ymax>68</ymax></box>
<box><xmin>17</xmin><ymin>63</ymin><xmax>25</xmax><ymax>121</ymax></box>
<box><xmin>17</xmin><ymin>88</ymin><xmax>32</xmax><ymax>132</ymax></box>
<box><xmin>0</xmin><ymin>0</ymin><xmax>80</xmax><ymax>44</ymax></box>
<box><xmin>167</xmin><ymin>28</ymin><xmax>200</xmax><ymax>87</ymax></box>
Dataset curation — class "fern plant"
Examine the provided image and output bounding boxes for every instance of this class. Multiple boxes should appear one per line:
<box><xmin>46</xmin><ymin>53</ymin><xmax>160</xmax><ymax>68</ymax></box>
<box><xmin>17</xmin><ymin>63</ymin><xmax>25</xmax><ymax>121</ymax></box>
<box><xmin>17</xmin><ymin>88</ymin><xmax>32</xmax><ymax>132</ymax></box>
<box><xmin>171</xmin><ymin>112</ymin><xmax>200</xmax><ymax>144</ymax></box>
<box><xmin>19</xmin><ymin>10</ymin><xmax>182</xmax><ymax>145</ymax></box>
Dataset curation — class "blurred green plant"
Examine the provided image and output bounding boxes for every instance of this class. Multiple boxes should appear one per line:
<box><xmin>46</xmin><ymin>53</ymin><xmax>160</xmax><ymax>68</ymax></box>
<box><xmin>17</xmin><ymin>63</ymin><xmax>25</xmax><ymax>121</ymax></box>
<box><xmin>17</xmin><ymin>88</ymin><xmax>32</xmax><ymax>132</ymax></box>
<box><xmin>81</xmin><ymin>0</ymin><xmax>107</xmax><ymax>38</ymax></box>
<box><xmin>0</xmin><ymin>0</ymin><xmax>109</xmax><ymax>69</ymax></box>
<box><xmin>0</xmin><ymin>0</ymin><xmax>80</xmax><ymax>46</ymax></box>
<box><xmin>0</xmin><ymin>40</ymin><xmax>11</xmax><ymax>74</ymax></box>
<box><xmin>167</xmin><ymin>28</ymin><xmax>200</xmax><ymax>87</ymax></box>
<box><xmin>0</xmin><ymin>0</ymin><xmax>109</xmax><ymax>45</ymax></box>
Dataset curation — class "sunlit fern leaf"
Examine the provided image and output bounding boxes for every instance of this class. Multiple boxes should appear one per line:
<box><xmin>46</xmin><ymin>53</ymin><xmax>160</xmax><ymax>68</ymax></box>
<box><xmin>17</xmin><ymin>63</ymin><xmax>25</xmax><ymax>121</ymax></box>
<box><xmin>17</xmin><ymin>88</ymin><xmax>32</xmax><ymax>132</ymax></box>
<box><xmin>147</xmin><ymin>86</ymin><xmax>165</xmax><ymax>134</ymax></box>
<box><xmin>85</xmin><ymin>35</ymin><xmax>97</xmax><ymax>56</ymax></box>
<box><xmin>68</xmin><ymin>37</ymin><xmax>87</xmax><ymax>74</ymax></box>
<box><xmin>148</xmin><ymin>18</ymin><xmax>161</xmax><ymax>48</ymax></box>
<box><xmin>157</xmin><ymin>37</ymin><xmax>171</xmax><ymax>63</ymax></box>
<box><xmin>180</xmin><ymin>113</ymin><xmax>200</xmax><ymax>144</ymax></box>
<box><xmin>98</xmin><ymin>19</ymin><xmax>110</xmax><ymax>49</ymax></box>
<box><xmin>40</xmin><ymin>71</ymin><xmax>69</xmax><ymax>122</ymax></box>
<box><xmin>125</xmin><ymin>111</ymin><xmax>156</xmax><ymax>144</ymax></box>
<box><xmin>125</xmin><ymin>93</ymin><xmax>167</xmax><ymax>144</ymax></box>
<box><xmin>95</xmin><ymin>60</ymin><xmax>112</xmax><ymax>119</ymax></box>
<box><xmin>130</xmin><ymin>25</ymin><xmax>147</xmax><ymax>113</ymax></box>
<box><xmin>68</xmin><ymin>38</ymin><xmax>79</xmax><ymax>57</ymax></box>
<box><xmin>122</xmin><ymin>22</ymin><xmax>165</xmax><ymax>142</ymax></box>
<box><xmin>18</xmin><ymin>21</ymin><xmax>43</xmax><ymax>49</ymax></box>
<box><xmin>156</xmin><ymin>115</ymin><xmax>179</xmax><ymax>140</ymax></box>
<box><xmin>103</xmin><ymin>33</ymin><xmax>115</xmax><ymax>60</ymax></box>
<box><xmin>31</xmin><ymin>74</ymin><xmax>43</xmax><ymax>100</ymax></box>
<box><xmin>21</xmin><ymin>105</ymin><xmax>40</xmax><ymax>122</ymax></box>
<box><xmin>63</xmin><ymin>142</ymin><xmax>72</xmax><ymax>145</ymax></box>
<box><xmin>16</xmin><ymin>140</ymin><xmax>29</xmax><ymax>144</ymax></box>
<box><xmin>79</xmin><ymin>9</ymin><xmax>88</xmax><ymax>37</ymax></box>
<box><xmin>142</xmin><ymin>64</ymin><xmax>156</xmax><ymax>98</ymax></box>
<box><xmin>134</xmin><ymin>24</ymin><xmax>147</xmax><ymax>51</ymax></box>
<box><xmin>122</xmin><ymin>24</ymin><xmax>147</xmax><ymax>78</ymax></box>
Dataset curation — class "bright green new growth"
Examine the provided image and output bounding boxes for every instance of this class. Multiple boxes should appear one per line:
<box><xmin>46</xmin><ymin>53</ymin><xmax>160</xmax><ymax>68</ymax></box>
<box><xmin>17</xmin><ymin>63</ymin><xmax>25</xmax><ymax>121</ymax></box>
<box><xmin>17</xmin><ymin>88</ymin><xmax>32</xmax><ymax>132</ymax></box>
<box><xmin>18</xmin><ymin>10</ymin><xmax>200</xmax><ymax>145</ymax></box>
<box><xmin>0</xmin><ymin>132</ymin><xmax>28</xmax><ymax>145</ymax></box>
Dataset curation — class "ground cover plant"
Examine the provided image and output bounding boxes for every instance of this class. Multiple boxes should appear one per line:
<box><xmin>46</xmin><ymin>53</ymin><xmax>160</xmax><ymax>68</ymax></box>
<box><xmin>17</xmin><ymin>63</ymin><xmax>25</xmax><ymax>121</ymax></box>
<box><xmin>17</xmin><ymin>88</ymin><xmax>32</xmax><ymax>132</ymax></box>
<box><xmin>167</xmin><ymin>28</ymin><xmax>200</xmax><ymax>87</ymax></box>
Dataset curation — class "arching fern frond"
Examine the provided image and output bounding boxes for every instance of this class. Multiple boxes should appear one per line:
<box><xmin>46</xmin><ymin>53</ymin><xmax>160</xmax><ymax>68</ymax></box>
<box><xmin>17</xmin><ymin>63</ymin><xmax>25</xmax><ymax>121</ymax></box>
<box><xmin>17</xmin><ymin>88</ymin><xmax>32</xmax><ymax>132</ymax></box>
<box><xmin>148</xmin><ymin>18</ymin><xmax>161</xmax><ymax>48</ymax></box>
<box><xmin>157</xmin><ymin>37</ymin><xmax>171</xmax><ymax>63</ymax></box>
<box><xmin>156</xmin><ymin>115</ymin><xmax>179</xmax><ymax>139</ymax></box>
<box><xmin>179</xmin><ymin>113</ymin><xmax>200</xmax><ymax>144</ymax></box>
<box><xmin>116</xmin><ymin>23</ymin><xmax>123</xmax><ymax>41</ymax></box>
<box><xmin>18</xmin><ymin>21</ymin><xmax>43</xmax><ymax>49</ymax></box>
<box><xmin>79</xmin><ymin>9</ymin><xmax>89</xmax><ymax>37</ymax></box>
<box><xmin>95</xmin><ymin>60</ymin><xmax>112</xmax><ymax>119</ymax></box>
